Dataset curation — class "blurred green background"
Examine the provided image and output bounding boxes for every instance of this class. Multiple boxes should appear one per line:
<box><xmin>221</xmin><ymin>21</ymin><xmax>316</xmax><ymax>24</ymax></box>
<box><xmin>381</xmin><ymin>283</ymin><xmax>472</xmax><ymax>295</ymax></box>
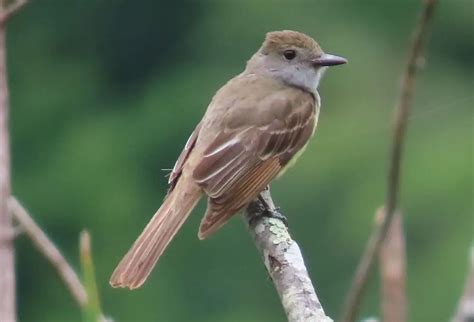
<box><xmin>8</xmin><ymin>0</ymin><xmax>472</xmax><ymax>321</ymax></box>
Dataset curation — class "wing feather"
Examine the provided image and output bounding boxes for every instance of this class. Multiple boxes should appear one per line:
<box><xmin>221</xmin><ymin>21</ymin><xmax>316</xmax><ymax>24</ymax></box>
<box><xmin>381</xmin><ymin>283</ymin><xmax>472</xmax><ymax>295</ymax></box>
<box><xmin>194</xmin><ymin>89</ymin><xmax>317</xmax><ymax>239</ymax></box>
<box><xmin>168</xmin><ymin>123</ymin><xmax>202</xmax><ymax>191</ymax></box>
<box><xmin>198</xmin><ymin>159</ymin><xmax>281</xmax><ymax>239</ymax></box>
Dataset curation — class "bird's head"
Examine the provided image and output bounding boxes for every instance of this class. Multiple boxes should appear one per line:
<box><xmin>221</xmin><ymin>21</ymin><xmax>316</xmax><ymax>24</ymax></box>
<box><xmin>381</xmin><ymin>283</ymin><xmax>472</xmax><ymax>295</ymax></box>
<box><xmin>247</xmin><ymin>30</ymin><xmax>347</xmax><ymax>93</ymax></box>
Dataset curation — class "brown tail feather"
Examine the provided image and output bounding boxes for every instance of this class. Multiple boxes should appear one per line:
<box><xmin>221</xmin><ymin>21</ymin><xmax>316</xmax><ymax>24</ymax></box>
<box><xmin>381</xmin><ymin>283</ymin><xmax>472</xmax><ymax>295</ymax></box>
<box><xmin>110</xmin><ymin>175</ymin><xmax>201</xmax><ymax>289</ymax></box>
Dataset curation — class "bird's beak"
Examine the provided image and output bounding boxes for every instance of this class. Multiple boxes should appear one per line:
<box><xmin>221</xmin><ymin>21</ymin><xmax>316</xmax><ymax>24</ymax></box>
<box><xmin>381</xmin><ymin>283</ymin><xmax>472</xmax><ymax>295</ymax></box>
<box><xmin>312</xmin><ymin>53</ymin><xmax>347</xmax><ymax>67</ymax></box>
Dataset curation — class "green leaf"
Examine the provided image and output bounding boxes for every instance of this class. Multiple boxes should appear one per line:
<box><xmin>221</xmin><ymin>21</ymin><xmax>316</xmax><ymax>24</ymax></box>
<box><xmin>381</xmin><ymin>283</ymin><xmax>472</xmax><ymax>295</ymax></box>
<box><xmin>80</xmin><ymin>230</ymin><xmax>103</xmax><ymax>322</ymax></box>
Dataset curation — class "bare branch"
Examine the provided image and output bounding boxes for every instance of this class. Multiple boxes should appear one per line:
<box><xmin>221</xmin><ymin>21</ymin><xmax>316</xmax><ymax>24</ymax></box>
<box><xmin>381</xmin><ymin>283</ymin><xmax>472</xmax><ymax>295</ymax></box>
<box><xmin>0</xmin><ymin>6</ymin><xmax>15</xmax><ymax>320</ymax></box>
<box><xmin>340</xmin><ymin>1</ymin><xmax>437</xmax><ymax>321</ymax></box>
<box><xmin>245</xmin><ymin>188</ymin><xmax>332</xmax><ymax>322</ymax></box>
<box><xmin>452</xmin><ymin>246</ymin><xmax>474</xmax><ymax>322</ymax></box>
<box><xmin>378</xmin><ymin>210</ymin><xmax>407</xmax><ymax>322</ymax></box>
<box><xmin>9</xmin><ymin>196</ymin><xmax>87</xmax><ymax>307</ymax></box>
<box><xmin>0</xmin><ymin>0</ymin><xmax>28</xmax><ymax>25</ymax></box>
<box><xmin>0</xmin><ymin>1</ymin><xmax>29</xmax><ymax>319</ymax></box>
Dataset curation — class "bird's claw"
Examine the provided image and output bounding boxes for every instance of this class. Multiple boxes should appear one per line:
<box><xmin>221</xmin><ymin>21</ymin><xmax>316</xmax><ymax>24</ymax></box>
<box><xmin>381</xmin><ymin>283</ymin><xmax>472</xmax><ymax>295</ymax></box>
<box><xmin>262</xmin><ymin>209</ymin><xmax>288</xmax><ymax>227</ymax></box>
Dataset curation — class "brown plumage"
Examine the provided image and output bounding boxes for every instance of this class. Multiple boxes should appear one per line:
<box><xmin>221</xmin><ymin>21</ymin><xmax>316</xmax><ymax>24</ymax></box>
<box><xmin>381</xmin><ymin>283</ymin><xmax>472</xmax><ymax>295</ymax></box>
<box><xmin>262</xmin><ymin>30</ymin><xmax>323</xmax><ymax>55</ymax></box>
<box><xmin>110</xmin><ymin>30</ymin><xmax>346</xmax><ymax>289</ymax></box>
<box><xmin>109</xmin><ymin>173</ymin><xmax>201</xmax><ymax>289</ymax></box>
<box><xmin>194</xmin><ymin>77</ymin><xmax>317</xmax><ymax>238</ymax></box>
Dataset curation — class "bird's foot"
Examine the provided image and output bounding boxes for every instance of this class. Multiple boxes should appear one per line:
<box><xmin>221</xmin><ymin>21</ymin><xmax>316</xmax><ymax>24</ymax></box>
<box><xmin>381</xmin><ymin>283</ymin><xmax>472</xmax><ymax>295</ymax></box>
<box><xmin>262</xmin><ymin>207</ymin><xmax>288</xmax><ymax>227</ymax></box>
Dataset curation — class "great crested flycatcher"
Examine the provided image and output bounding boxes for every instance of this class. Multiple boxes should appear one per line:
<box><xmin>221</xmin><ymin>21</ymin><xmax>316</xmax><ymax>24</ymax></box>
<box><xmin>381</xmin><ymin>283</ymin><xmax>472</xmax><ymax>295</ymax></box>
<box><xmin>110</xmin><ymin>30</ymin><xmax>347</xmax><ymax>289</ymax></box>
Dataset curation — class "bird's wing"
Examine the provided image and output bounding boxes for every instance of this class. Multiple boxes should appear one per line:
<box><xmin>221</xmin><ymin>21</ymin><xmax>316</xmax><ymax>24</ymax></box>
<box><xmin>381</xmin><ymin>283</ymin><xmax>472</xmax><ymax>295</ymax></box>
<box><xmin>193</xmin><ymin>87</ymin><xmax>317</xmax><ymax>239</ymax></box>
<box><xmin>168</xmin><ymin>122</ymin><xmax>202</xmax><ymax>192</ymax></box>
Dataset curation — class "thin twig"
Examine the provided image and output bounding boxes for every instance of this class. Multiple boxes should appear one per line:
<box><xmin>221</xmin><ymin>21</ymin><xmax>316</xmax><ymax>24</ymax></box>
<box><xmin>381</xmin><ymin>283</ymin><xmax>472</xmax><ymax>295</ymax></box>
<box><xmin>245</xmin><ymin>188</ymin><xmax>332</xmax><ymax>322</ymax></box>
<box><xmin>451</xmin><ymin>246</ymin><xmax>474</xmax><ymax>322</ymax></box>
<box><xmin>340</xmin><ymin>1</ymin><xmax>437</xmax><ymax>321</ymax></box>
<box><xmin>378</xmin><ymin>209</ymin><xmax>407</xmax><ymax>322</ymax></box>
<box><xmin>0</xmin><ymin>0</ymin><xmax>15</xmax><ymax>318</ymax></box>
<box><xmin>9</xmin><ymin>196</ymin><xmax>87</xmax><ymax>307</ymax></box>
<box><xmin>0</xmin><ymin>0</ymin><xmax>28</xmax><ymax>25</ymax></box>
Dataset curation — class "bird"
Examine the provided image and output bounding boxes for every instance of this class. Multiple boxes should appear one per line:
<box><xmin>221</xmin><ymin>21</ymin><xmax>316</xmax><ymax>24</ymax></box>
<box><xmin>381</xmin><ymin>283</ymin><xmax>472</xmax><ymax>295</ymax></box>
<box><xmin>110</xmin><ymin>30</ymin><xmax>347</xmax><ymax>289</ymax></box>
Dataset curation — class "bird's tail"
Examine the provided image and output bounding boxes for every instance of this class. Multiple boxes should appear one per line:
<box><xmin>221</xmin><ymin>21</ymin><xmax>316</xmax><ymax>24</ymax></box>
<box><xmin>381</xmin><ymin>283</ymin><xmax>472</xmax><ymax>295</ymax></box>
<box><xmin>110</xmin><ymin>175</ymin><xmax>201</xmax><ymax>289</ymax></box>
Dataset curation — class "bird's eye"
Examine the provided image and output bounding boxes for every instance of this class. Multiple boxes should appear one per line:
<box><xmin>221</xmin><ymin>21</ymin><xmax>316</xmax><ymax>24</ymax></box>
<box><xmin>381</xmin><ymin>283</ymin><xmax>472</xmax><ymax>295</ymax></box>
<box><xmin>283</xmin><ymin>49</ymin><xmax>296</xmax><ymax>60</ymax></box>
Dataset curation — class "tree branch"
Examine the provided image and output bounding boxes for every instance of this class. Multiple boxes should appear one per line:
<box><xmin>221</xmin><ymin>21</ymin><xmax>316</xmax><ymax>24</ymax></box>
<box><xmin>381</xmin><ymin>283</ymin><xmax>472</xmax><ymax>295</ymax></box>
<box><xmin>9</xmin><ymin>196</ymin><xmax>87</xmax><ymax>307</ymax></box>
<box><xmin>0</xmin><ymin>1</ymin><xmax>15</xmax><ymax>319</ymax></box>
<box><xmin>340</xmin><ymin>1</ymin><xmax>437</xmax><ymax>321</ymax></box>
<box><xmin>378</xmin><ymin>210</ymin><xmax>407</xmax><ymax>322</ymax></box>
<box><xmin>245</xmin><ymin>188</ymin><xmax>332</xmax><ymax>322</ymax></box>
<box><xmin>0</xmin><ymin>0</ymin><xmax>28</xmax><ymax>25</ymax></box>
<box><xmin>451</xmin><ymin>246</ymin><xmax>474</xmax><ymax>322</ymax></box>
